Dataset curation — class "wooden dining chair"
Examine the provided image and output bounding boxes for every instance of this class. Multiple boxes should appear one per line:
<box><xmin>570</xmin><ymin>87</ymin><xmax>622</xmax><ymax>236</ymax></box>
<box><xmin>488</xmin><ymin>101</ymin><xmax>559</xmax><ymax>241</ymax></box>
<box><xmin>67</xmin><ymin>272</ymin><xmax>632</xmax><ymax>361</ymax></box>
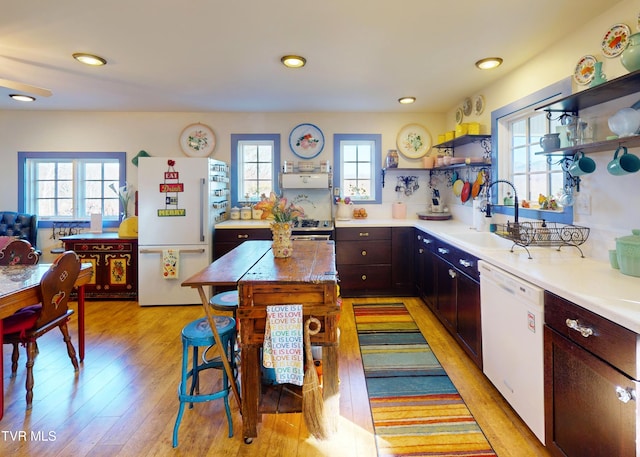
<box><xmin>0</xmin><ymin>238</ymin><xmax>39</xmax><ymax>265</ymax></box>
<box><xmin>2</xmin><ymin>251</ymin><xmax>81</xmax><ymax>408</ymax></box>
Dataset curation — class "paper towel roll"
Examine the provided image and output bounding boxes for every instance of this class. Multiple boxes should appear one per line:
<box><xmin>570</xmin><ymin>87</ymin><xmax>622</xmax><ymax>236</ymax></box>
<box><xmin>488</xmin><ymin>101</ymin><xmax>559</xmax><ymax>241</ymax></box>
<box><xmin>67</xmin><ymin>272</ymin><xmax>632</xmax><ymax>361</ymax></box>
<box><xmin>472</xmin><ymin>199</ymin><xmax>488</xmax><ymax>231</ymax></box>
<box><xmin>392</xmin><ymin>202</ymin><xmax>406</xmax><ymax>219</ymax></box>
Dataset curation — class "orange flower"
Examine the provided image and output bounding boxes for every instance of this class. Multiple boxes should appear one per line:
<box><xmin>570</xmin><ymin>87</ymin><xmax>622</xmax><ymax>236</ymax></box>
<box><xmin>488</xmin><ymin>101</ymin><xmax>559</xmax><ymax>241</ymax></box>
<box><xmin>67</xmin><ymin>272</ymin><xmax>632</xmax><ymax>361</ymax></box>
<box><xmin>253</xmin><ymin>192</ymin><xmax>305</xmax><ymax>222</ymax></box>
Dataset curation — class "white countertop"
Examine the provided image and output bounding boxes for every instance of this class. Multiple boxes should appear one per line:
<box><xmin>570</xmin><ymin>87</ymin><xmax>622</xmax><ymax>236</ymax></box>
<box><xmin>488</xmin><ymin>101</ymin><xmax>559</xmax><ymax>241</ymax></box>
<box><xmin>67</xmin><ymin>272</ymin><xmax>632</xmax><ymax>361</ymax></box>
<box><xmin>216</xmin><ymin>217</ymin><xmax>640</xmax><ymax>334</ymax></box>
<box><xmin>336</xmin><ymin>218</ymin><xmax>640</xmax><ymax>334</ymax></box>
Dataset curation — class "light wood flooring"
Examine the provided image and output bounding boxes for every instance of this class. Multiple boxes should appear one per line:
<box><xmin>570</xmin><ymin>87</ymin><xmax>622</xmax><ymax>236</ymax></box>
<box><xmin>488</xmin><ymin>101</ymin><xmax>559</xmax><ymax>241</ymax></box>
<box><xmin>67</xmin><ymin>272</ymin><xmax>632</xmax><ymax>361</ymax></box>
<box><xmin>0</xmin><ymin>297</ymin><xmax>550</xmax><ymax>456</ymax></box>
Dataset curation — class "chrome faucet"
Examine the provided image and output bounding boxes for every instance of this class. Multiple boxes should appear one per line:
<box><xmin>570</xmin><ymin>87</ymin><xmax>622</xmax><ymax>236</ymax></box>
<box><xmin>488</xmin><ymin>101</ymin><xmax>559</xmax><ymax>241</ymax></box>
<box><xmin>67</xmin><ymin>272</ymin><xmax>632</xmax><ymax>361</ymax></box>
<box><xmin>485</xmin><ymin>179</ymin><xmax>519</xmax><ymax>224</ymax></box>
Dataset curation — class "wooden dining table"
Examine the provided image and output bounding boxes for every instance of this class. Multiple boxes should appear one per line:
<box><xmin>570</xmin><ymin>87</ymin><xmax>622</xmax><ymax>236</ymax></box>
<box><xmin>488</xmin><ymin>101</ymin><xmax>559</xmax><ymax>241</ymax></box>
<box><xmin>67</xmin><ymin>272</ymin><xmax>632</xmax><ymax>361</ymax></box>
<box><xmin>182</xmin><ymin>240</ymin><xmax>340</xmax><ymax>442</ymax></box>
<box><xmin>0</xmin><ymin>262</ymin><xmax>93</xmax><ymax>419</ymax></box>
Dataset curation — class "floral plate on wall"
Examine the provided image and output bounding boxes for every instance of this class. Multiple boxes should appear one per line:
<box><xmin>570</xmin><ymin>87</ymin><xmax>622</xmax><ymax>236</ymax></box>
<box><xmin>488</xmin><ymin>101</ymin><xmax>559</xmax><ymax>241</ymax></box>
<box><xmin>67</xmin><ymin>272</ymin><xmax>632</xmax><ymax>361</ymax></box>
<box><xmin>179</xmin><ymin>123</ymin><xmax>216</xmax><ymax>157</ymax></box>
<box><xmin>601</xmin><ymin>23</ymin><xmax>630</xmax><ymax>58</ymax></box>
<box><xmin>289</xmin><ymin>123</ymin><xmax>325</xmax><ymax>159</ymax></box>
<box><xmin>396</xmin><ymin>123</ymin><xmax>432</xmax><ymax>159</ymax></box>
<box><xmin>574</xmin><ymin>55</ymin><xmax>597</xmax><ymax>85</ymax></box>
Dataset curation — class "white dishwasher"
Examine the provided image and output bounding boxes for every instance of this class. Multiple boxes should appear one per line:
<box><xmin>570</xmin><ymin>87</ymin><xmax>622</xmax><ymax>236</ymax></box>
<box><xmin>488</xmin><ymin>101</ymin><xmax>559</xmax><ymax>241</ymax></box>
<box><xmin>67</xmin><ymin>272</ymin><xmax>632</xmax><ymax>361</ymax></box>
<box><xmin>478</xmin><ymin>260</ymin><xmax>545</xmax><ymax>444</ymax></box>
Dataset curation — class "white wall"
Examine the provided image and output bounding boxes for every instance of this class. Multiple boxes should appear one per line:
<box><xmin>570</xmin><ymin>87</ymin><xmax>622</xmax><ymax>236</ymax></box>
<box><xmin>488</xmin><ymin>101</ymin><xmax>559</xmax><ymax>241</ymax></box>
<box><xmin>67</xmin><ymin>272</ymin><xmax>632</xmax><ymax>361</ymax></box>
<box><xmin>0</xmin><ymin>111</ymin><xmax>444</xmax><ymax>259</ymax></box>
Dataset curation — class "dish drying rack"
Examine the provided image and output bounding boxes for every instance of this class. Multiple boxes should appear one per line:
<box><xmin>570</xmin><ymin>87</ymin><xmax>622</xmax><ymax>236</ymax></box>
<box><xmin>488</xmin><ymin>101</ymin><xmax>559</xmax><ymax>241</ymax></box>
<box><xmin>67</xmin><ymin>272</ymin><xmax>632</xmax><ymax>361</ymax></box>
<box><xmin>494</xmin><ymin>221</ymin><xmax>590</xmax><ymax>259</ymax></box>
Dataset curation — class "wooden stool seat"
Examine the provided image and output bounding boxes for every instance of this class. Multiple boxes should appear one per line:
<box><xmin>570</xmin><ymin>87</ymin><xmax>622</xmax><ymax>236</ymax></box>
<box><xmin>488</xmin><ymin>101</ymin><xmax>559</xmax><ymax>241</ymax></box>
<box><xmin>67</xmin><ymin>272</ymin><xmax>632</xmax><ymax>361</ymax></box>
<box><xmin>172</xmin><ymin>316</ymin><xmax>237</xmax><ymax>448</ymax></box>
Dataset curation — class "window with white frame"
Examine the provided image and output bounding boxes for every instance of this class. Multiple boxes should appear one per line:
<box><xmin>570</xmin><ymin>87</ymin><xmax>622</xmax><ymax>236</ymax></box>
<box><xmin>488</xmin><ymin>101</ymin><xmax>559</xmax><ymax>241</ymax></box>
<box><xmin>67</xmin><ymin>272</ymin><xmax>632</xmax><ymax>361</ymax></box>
<box><xmin>333</xmin><ymin>134</ymin><xmax>382</xmax><ymax>203</ymax></box>
<box><xmin>18</xmin><ymin>152</ymin><xmax>127</xmax><ymax>224</ymax></box>
<box><xmin>230</xmin><ymin>134</ymin><xmax>280</xmax><ymax>206</ymax></box>
<box><xmin>491</xmin><ymin>77</ymin><xmax>573</xmax><ymax>224</ymax></box>
<box><xmin>504</xmin><ymin>110</ymin><xmax>564</xmax><ymax>202</ymax></box>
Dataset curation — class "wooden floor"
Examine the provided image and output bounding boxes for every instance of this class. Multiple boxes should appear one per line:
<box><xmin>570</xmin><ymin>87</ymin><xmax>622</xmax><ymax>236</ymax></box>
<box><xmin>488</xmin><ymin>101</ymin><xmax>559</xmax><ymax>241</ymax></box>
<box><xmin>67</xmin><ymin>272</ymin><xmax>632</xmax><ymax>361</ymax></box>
<box><xmin>0</xmin><ymin>296</ymin><xmax>550</xmax><ymax>456</ymax></box>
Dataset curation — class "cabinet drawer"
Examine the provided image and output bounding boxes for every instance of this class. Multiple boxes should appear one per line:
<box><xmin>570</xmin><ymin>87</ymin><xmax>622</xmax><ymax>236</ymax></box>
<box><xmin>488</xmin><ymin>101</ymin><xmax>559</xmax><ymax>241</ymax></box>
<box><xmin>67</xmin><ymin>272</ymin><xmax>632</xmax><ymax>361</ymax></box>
<box><xmin>214</xmin><ymin>228</ymin><xmax>272</xmax><ymax>242</ymax></box>
<box><xmin>336</xmin><ymin>241</ymin><xmax>391</xmax><ymax>265</ymax></box>
<box><xmin>433</xmin><ymin>240</ymin><xmax>480</xmax><ymax>281</ymax></box>
<box><xmin>67</xmin><ymin>240</ymin><xmax>136</xmax><ymax>253</ymax></box>
<box><xmin>545</xmin><ymin>291</ymin><xmax>640</xmax><ymax>379</ymax></box>
<box><xmin>337</xmin><ymin>265</ymin><xmax>391</xmax><ymax>290</ymax></box>
<box><xmin>336</xmin><ymin>227</ymin><xmax>391</xmax><ymax>241</ymax></box>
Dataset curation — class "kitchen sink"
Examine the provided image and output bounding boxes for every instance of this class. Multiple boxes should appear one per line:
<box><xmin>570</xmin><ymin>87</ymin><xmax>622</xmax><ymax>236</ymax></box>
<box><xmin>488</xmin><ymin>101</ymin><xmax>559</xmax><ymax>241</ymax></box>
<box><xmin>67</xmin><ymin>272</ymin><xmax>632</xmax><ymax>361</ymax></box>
<box><xmin>444</xmin><ymin>231</ymin><xmax>517</xmax><ymax>250</ymax></box>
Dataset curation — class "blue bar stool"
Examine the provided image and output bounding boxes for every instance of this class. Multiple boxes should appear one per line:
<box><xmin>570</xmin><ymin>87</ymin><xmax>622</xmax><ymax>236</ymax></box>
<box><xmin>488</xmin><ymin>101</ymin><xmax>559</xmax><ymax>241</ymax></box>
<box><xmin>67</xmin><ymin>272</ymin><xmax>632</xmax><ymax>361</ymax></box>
<box><xmin>172</xmin><ymin>316</ymin><xmax>236</xmax><ymax>448</ymax></box>
<box><xmin>209</xmin><ymin>290</ymin><xmax>239</xmax><ymax>318</ymax></box>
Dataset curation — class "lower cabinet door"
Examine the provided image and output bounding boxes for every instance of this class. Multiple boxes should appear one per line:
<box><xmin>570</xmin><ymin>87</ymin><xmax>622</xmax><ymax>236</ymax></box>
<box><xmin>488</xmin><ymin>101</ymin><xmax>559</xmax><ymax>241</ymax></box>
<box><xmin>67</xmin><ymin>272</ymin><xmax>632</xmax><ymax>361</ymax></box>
<box><xmin>545</xmin><ymin>326</ymin><xmax>638</xmax><ymax>457</ymax></box>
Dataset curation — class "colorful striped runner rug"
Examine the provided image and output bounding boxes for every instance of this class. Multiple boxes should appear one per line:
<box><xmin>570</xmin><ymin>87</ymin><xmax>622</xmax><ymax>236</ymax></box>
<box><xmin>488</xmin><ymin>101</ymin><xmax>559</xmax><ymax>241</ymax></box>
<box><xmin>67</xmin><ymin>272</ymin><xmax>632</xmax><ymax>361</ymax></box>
<box><xmin>353</xmin><ymin>302</ymin><xmax>496</xmax><ymax>457</ymax></box>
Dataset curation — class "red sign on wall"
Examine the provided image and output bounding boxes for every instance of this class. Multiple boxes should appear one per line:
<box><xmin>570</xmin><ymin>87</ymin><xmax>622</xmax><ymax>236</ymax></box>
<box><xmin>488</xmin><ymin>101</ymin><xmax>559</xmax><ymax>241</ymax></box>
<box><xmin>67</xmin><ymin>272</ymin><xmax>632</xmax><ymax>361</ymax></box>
<box><xmin>159</xmin><ymin>183</ymin><xmax>184</xmax><ymax>193</ymax></box>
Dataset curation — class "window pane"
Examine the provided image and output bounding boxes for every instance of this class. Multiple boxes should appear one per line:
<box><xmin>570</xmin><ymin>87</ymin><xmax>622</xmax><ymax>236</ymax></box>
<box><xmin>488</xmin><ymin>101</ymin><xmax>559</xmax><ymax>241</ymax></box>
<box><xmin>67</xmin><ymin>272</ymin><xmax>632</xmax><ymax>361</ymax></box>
<box><xmin>513</xmin><ymin>148</ymin><xmax>527</xmax><ymax>173</ymax></box>
<box><xmin>343</xmin><ymin>145</ymin><xmax>357</xmax><ymax>162</ymax></box>
<box><xmin>104</xmin><ymin>162</ymin><xmax>119</xmax><ymax>180</ymax></box>
<box><xmin>257</xmin><ymin>145</ymin><xmax>272</xmax><ymax>162</ymax></box>
<box><xmin>85</xmin><ymin>163</ymin><xmax>103</xmax><ymax>179</ymax></box>
<box><xmin>58</xmin><ymin>180</ymin><xmax>73</xmax><ymax>198</ymax></box>
<box><xmin>37</xmin><ymin>163</ymin><xmax>55</xmax><ymax>179</ymax></box>
<box><xmin>58</xmin><ymin>162</ymin><xmax>73</xmax><ymax>179</ymax></box>
<box><xmin>530</xmin><ymin>153</ymin><xmax>547</xmax><ymax>172</ymax></box>
<box><xmin>343</xmin><ymin>162</ymin><xmax>357</xmax><ymax>179</ymax></box>
<box><xmin>86</xmin><ymin>199</ymin><xmax>103</xmax><ymax>215</ymax></box>
<box><xmin>86</xmin><ymin>180</ymin><xmax>102</xmax><ymax>198</ymax></box>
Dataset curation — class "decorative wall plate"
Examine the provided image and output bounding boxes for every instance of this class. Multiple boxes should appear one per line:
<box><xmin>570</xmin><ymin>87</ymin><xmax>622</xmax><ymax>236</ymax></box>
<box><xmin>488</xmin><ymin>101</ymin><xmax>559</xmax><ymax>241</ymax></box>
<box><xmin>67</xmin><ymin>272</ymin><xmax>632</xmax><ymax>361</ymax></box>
<box><xmin>601</xmin><ymin>23</ymin><xmax>630</xmax><ymax>58</ymax></box>
<box><xmin>462</xmin><ymin>97</ymin><xmax>473</xmax><ymax>116</ymax></box>
<box><xmin>396</xmin><ymin>123</ymin><xmax>432</xmax><ymax>159</ymax></box>
<box><xmin>574</xmin><ymin>55</ymin><xmax>597</xmax><ymax>85</ymax></box>
<box><xmin>179</xmin><ymin>123</ymin><xmax>216</xmax><ymax>157</ymax></box>
<box><xmin>473</xmin><ymin>95</ymin><xmax>485</xmax><ymax>115</ymax></box>
<box><xmin>455</xmin><ymin>107</ymin><xmax>464</xmax><ymax>125</ymax></box>
<box><xmin>289</xmin><ymin>123</ymin><xmax>324</xmax><ymax>159</ymax></box>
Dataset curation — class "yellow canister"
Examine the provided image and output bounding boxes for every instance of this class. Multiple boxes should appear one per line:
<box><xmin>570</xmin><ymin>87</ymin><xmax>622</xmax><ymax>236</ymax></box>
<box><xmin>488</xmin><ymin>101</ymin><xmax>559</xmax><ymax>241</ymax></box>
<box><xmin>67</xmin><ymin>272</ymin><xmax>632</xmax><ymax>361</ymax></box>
<box><xmin>468</xmin><ymin>122</ymin><xmax>481</xmax><ymax>135</ymax></box>
<box><xmin>455</xmin><ymin>123</ymin><xmax>469</xmax><ymax>137</ymax></box>
<box><xmin>445</xmin><ymin>131</ymin><xmax>455</xmax><ymax>141</ymax></box>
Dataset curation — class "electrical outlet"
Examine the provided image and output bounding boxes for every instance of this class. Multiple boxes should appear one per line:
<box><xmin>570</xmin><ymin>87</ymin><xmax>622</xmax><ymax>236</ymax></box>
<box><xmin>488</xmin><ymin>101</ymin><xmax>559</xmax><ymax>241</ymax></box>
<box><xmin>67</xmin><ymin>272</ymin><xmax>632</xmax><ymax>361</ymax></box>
<box><xmin>334</xmin><ymin>187</ymin><xmax>340</xmax><ymax>197</ymax></box>
<box><xmin>576</xmin><ymin>195</ymin><xmax>591</xmax><ymax>215</ymax></box>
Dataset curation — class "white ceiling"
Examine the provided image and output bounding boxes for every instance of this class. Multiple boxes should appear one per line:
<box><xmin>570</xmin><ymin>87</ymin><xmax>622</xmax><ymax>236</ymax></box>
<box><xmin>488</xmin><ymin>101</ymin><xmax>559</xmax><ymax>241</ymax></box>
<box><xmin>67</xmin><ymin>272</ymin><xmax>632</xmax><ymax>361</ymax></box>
<box><xmin>0</xmin><ymin>0</ymin><xmax>618</xmax><ymax>113</ymax></box>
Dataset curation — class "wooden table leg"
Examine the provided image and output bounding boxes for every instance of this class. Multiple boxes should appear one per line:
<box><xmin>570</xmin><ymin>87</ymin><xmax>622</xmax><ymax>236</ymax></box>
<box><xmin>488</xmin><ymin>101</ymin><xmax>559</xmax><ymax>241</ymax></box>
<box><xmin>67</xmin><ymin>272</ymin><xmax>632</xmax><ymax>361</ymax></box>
<box><xmin>77</xmin><ymin>285</ymin><xmax>85</xmax><ymax>362</ymax></box>
<box><xmin>323</xmin><ymin>345</ymin><xmax>340</xmax><ymax>433</ymax></box>
<box><xmin>241</xmin><ymin>343</ymin><xmax>260</xmax><ymax>441</ymax></box>
<box><xmin>197</xmin><ymin>287</ymin><xmax>242</xmax><ymax>410</ymax></box>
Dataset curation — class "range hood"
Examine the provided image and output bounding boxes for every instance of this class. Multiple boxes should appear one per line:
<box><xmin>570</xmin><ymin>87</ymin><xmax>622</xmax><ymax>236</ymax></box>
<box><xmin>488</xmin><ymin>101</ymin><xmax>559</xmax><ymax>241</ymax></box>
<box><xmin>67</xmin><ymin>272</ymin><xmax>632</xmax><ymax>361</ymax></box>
<box><xmin>280</xmin><ymin>173</ymin><xmax>331</xmax><ymax>189</ymax></box>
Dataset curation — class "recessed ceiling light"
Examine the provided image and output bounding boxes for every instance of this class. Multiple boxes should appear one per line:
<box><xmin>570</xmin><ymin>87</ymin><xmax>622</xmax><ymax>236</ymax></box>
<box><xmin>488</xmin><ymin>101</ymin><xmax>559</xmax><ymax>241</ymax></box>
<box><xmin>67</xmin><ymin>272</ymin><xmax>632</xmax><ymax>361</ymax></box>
<box><xmin>398</xmin><ymin>97</ymin><xmax>416</xmax><ymax>104</ymax></box>
<box><xmin>9</xmin><ymin>94</ymin><xmax>35</xmax><ymax>102</ymax></box>
<box><xmin>281</xmin><ymin>55</ymin><xmax>306</xmax><ymax>68</ymax></box>
<box><xmin>475</xmin><ymin>57</ymin><xmax>503</xmax><ymax>70</ymax></box>
<box><xmin>73</xmin><ymin>53</ymin><xmax>107</xmax><ymax>66</ymax></box>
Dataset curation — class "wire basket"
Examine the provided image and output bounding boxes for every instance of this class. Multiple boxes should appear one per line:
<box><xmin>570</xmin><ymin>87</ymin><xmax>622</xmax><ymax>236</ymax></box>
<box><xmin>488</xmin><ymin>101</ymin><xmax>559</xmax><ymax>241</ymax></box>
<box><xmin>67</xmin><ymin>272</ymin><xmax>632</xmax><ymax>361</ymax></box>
<box><xmin>494</xmin><ymin>221</ymin><xmax>590</xmax><ymax>258</ymax></box>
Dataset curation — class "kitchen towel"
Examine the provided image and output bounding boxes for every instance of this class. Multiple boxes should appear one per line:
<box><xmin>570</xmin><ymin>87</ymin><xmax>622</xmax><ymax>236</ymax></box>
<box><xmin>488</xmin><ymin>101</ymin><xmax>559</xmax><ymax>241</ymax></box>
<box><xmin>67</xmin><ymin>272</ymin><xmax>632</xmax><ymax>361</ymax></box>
<box><xmin>162</xmin><ymin>249</ymin><xmax>179</xmax><ymax>279</ymax></box>
<box><xmin>262</xmin><ymin>304</ymin><xmax>304</xmax><ymax>386</ymax></box>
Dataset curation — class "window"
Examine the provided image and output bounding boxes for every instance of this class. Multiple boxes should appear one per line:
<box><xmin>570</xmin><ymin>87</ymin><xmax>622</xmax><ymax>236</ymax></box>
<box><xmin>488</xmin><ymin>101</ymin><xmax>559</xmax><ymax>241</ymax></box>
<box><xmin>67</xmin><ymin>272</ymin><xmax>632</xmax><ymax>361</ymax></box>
<box><xmin>491</xmin><ymin>77</ymin><xmax>573</xmax><ymax>223</ymax></box>
<box><xmin>506</xmin><ymin>111</ymin><xmax>564</xmax><ymax>202</ymax></box>
<box><xmin>333</xmin><ymin>134</ymin><xmax>382</xmax><ymax>204</ymax></box>
<box><xmin>230</xmin><ymin>134</ymin><xmax>280</xmax><ymax>206</ymax></box>
<box><xmin>18</xmin><ymin>152</ymin><xmax>127</xmax><ymax>227</ymax></box>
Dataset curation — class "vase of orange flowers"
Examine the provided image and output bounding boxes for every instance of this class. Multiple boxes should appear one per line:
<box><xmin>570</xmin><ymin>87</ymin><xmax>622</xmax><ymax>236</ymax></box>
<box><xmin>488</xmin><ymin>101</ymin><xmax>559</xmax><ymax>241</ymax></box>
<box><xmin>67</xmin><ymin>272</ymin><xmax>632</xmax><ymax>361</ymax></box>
<box><xmin>254</xmin><ymin>192</ymin><xmax>305</xmax><ymax>258</ymax></box>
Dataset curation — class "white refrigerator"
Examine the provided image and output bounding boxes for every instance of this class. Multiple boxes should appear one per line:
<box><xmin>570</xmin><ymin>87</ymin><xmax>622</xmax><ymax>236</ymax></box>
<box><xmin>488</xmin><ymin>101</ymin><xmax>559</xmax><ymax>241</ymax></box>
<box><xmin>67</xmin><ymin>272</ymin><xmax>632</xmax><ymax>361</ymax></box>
<box><xmin>137</xmin><ymin>157</ymin><xmax>216</xmax><ymax>306</ymax></box>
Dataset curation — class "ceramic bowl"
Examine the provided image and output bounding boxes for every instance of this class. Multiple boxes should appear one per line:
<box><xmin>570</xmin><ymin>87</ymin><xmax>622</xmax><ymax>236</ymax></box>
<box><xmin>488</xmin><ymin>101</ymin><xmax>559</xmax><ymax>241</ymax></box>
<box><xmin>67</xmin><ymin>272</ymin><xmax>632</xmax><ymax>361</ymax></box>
<box><xmin>608</xmin><ymin>108</ymin><xmax>640</xmax><ymax>137</ymax></box>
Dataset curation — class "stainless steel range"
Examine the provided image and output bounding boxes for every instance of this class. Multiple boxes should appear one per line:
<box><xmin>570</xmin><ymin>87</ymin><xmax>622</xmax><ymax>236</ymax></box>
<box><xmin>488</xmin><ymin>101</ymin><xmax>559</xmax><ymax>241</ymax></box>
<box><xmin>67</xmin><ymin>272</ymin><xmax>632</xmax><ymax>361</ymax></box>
<box><xmin>291</xmin><ymin>219</ymin><xmax>334</xmax><ymax>240</ymax></box>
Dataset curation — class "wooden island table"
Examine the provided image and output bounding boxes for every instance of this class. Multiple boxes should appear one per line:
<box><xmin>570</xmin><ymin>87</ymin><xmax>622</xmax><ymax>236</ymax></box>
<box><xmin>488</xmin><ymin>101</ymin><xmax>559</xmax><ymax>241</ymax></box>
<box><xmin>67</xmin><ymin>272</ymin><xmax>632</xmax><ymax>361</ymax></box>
<box><xmin>182</xmin><ymin>240</ymin><xmax>340</xmax><ymax>442</ymax></box>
